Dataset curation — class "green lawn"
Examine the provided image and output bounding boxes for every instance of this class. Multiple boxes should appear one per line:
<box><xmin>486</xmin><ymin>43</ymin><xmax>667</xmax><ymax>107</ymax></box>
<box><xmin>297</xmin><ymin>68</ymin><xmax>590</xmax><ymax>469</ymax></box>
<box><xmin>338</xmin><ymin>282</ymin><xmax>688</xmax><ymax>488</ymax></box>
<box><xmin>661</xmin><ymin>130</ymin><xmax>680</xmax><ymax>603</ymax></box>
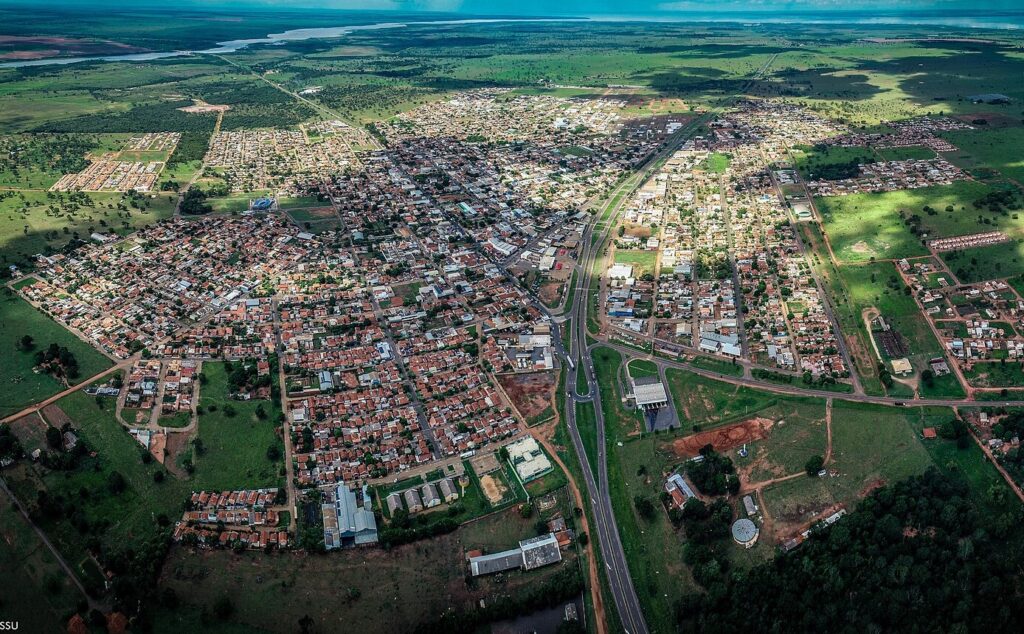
<box><xmin>574</xmin><ymin>401</ymin><xmax>599</xmax><ymax>479</ymax></box>
<box><xmin>942</xmin><ymin>127</ymin><xmax>1024</xmax><ymax>184</ymax></box>
<box><xmin>875</xmin><ymin>146</ymin><xmax>936</xmax><ymax>161</ymax></box>
<box><xmin>0</xmin><ymin>292</ymin><xmax>112</xmax><ymax>417</ymax></box>
<box><xmin>700</xmin><ymin>152</ymin><xmax>731</xmax><ymax>174</ymax></box>
<box><xmin>626</xmin><ymin>358</ymin><xmax>659</xmax><ymax>379</ymax></box>
<box><xmin>688</xmin><ymin>354</ymin><xmax>744</xmax><ymax>377</ymax></box>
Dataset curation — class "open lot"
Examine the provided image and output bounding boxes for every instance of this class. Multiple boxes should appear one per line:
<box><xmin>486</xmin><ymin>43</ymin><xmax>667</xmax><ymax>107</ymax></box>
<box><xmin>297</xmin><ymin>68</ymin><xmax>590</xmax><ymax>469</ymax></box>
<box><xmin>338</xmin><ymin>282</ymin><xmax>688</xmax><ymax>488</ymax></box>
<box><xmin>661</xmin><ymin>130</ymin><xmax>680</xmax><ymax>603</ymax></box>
<box><xmin>156</xmin><ymin>494</ymin><xmax>579</xmax><ymax>634</ymax></box>
<box><xmin>817</xmin><ymin>181</ymin><xmax>1007</xmax><ymax>263</ymax></box>
<box><xmin>0</xmin><ymin>291</ymin><xmax>112</xmax><ymax>417</ymax></box>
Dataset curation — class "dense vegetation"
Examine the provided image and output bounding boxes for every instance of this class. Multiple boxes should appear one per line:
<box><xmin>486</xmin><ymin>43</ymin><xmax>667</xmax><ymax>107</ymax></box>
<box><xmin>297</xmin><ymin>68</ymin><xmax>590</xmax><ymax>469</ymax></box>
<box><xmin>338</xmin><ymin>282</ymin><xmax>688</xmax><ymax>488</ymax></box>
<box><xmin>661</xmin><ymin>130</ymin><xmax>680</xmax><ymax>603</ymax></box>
<box><xmin>678</xmin><ymin>469</ymin><xmax>1024</xmax><ymax>633</ymax></box>
<box><xmin>35</xmin><ymin>101</ymin><xmax>216</xmax><ymax>134</ymax></box>
<box><xmin>685</xmin><ymin>445</ymin><xmax>740</xmax><ymax>495</ymax></box>
<box><xmin>166</xmin><ymin>131</ymin><xmax>212</xmax><ymax>167</ymax></box>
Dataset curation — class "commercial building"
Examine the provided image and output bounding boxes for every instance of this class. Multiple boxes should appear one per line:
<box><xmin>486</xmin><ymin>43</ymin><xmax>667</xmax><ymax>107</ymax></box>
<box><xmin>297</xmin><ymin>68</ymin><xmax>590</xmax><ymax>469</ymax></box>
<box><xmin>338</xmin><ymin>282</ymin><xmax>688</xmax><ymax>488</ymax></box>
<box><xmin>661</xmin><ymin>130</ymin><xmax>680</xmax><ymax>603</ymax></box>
<box><xmin>468</xmin><ymin>532</ymin><xmax>563</xmax><ymax>576</ymax></box>
<box><xmin>507</xmin><ymin>436</ymin><xmax>553</xmax><ymax>482</ymax></box>
<box><xmin>632</xmin><ymin>376</ymin><xmax>669</xmax><ymax>410</ymax></box>
<box><xmin>323</xmin><ymin>483</ymin><xmax>378</xmax><ymax>549</ymax></box>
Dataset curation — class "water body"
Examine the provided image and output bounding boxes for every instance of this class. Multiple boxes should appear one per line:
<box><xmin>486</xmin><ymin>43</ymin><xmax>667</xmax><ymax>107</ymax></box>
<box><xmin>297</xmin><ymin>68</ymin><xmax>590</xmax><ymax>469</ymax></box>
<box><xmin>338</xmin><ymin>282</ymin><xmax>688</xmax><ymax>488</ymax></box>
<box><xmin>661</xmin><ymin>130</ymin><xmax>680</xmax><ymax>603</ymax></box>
<box><xmin>0</xmin><ymin>18</ymin><xmax>574</xmax><ymax>69</ymax></box>
<box><xmin>489</xmin><ymin>595</ymin><xmax>584</xmax><ymax>634</ymax></box>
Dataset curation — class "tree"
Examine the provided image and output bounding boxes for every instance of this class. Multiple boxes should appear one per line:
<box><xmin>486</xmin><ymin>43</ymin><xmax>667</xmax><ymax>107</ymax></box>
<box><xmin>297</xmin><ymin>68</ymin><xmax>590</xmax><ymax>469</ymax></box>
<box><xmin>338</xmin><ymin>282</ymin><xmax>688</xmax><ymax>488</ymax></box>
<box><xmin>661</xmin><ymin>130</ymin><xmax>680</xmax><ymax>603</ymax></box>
<box><xmin>107</xmin><ymin>471</ymin><xmax>127</xmax><ymax>495</ymax></box>
<box><xmin>17</xmin><ymin>334</ymin><xmax>34</xmax><ymax>351</ymax></box>
<box><xmin>805</xmin><ymin>455</ymin><xmax>825</xmax><ymax>477</ymax></box>
<box><xmin>266</xmin><ymin>445</ymin><xmax>282</xmax><ymax>461</ymax></box>
<box><xmin>45</xmin><ymin>426</ymin><xmax>62</xmax><ymax>450</ymax></box>
<box><xmin>212</xmin><ymin>595</ymin><xmax>234</xmax><ymax>620</ymax></box>
<box><xmin>634</xmin><ymin>495</ymin><xmax>656</xmax><ymax>520</ymax></box>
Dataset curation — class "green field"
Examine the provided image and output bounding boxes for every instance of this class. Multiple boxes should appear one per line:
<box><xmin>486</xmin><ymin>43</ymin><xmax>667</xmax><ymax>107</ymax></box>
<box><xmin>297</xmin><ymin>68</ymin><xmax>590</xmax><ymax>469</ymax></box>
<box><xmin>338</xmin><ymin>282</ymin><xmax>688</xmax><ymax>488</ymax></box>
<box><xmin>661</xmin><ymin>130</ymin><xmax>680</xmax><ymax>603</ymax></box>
<box><xmin>942</xmin><ymin>239</ymin><xmax>1024</xmax><ymax>283</ymax></box>
<box><xmin>942</xmin><ymin>126</ymin><xmax>1024</xmax><ymax>184</ymax></box>
<box><xmin>963</xmin><ymin>361</ymin><xmax>1024</xmax><ymax>388</ymax></box>
<box><xmin>734</xmin><ymin>398</ymin><xmax>828</xmax><ymax>483</ymax></box>
<box><xmin>762</xmin><ymin>402</ymin><xmax>1012</xmax><ymax>533</ymax></box>
<box><xmin>817</xmin><ymin>181</ymin><xmax>1006</xmax><ymax>263</ymax></box>
<box><xmin>613</xmin><ymin>249</ymin><xmax>657</xmax><ymax>277</ymax></box>
<box><xmin>822</xmin><ymin>261</ymin><xmax>962</xmax><ymax>398</ymax></box>
<box><xmin>875</xmin><ymin>145</ymin><xmax>936</xmax><ymax>161</ymax></box>
<box><xmin>666</xmin><ymin>368</ymin><xmax>780</xmax><ymax>430</ymax></box>
<box><xmin>700</xmin><ymin>152</ymin><xmax>731</xmax><ymax>174</ymax></box>
<box><xmin>0</xmin><ymin>190</ymin><xmax>176</xmax><ymax>266</ymax></box>
<box><xmin>687</xmin><ymin>354</ymin><xmax>744</xmax><ymax>377</ymax></box>
<box><xmin>0</xmin><ymin>501</ymin><xmax>81</xmax><ymax>632</ymax></box>
<box><xmin>0</xmin><ymin>292</ymin><xmax>112</xmax><ymax>417</ymax></box>
<box><xmin>194</xmin><ymin>362</ymin><xmax>284</xmax><ymax>490</ymax></box>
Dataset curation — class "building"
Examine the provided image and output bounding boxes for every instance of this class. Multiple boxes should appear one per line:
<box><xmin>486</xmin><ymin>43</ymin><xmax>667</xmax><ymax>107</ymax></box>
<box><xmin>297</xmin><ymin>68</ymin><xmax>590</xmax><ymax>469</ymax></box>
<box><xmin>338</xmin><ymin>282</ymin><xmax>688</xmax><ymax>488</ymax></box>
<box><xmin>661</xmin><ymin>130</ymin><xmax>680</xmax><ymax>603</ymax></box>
<box><xmin>421</xmin><ymin>482</ymin><xmax>441</xmax><ymax>508</ymax></box>
<box><xmin>386</xmin><ymin>492</ymin><xmax>403</xmax><ymax>515</ymax></box>
<box><xmin>439</xmin><ymin>477</ymin><xmax>460</xmax><ymax>503</ymax></box>
<box><xmin>469</xmin><ymin>549</ymin><xmax>525</xmax><ymax>576</ymax></box>
<box><xmin>664</xmin><ymin>472</ymin><xmax>696</xmax><ymax>509</ymax></box>
<box><xmin>520</xmin><ymin>533</ymin><xmax>562</xmax><ymax>570</ymax></box>
<box><xmin>732</xmin><ymin>518</ymin><xmax>759</xmax><ymax>548</ymax></box>
<box><xmin>324</xmin><ymin>483</ymin><xmax>378</xmax><ymax>549</ymax></box>
<box><xmin>631</xmin><ymin>376</ymin><xmax>669</xmax><ymax>410</ymax></box>
<box><xmin>507</xmin><ymin>437</ymin><xmax>553</xmax><ymax>482</ymax></box>
<box><xmin>468</xmin><ymin>533</ymin><xmax>563</xmax><ymax>576</ymax></box>
<box><xmin>403</xmin><ymin>488</ymin><xmax>424</xmax><ymax>513</ymax></box>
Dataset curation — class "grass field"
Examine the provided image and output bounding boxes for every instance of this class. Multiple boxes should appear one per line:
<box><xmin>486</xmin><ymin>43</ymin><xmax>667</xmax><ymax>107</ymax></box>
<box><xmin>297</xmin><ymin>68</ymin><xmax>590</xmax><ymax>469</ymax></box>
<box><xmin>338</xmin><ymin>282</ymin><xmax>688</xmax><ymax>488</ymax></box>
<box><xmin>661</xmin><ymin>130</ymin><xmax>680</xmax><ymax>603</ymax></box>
<box><xmin>0</xmin><ymin>501</ymin><xmax>81</xmax><ymax>632</ymax></box>
<box><xmin>762</xmin><ymin>402</ymin><xmax>1013</xmax><ymax>537</ymax></box>
<box><xmin>942</xmin><ymin>126</ymin><xmax>1024</xmax><ymax>184</ymax></box>
<box><xmin>875</xmin><ymin>146</ymin><xmax>936</xmax><ymax>161</ymax></box>
<box><xmin>665</xmin><ymin>368</ymin><xmax>780</xmax><ymax>431</ymax></box>
<box><xmin>626</xmin><ymin>358</ymin><xmax>659</xmax><ymax>379</ymax></box>
<box><xmin>687</xmin><ymin>354</ymin><xmax>744</xmax><ymax>377</ymax></box>
<box><xmin>822</xmin><ymin>261</ymin><xmax>961</xmax><ymax>397</ymax></box>
<box><xmin>817</xmin><ymin>181</ymin><xmax>1004</xmax><ymax>263</ymax></box>
<box><xmin>194</xmin><ymin>362</ymin><xmax>284</xmax><ymax>490</ymax></box>
<box><xmin>963</xmin><ymin>361</ymin><xmax>1024</xmax><ymax>388</ymax></box>
<box><xmin>156</xmin><ymin>495</ymin><xmax>578</xmax><ymax>634</ymax></box>
<box><xmin>700</xmin><ymin>152</ymin><xmax>730</xmax><ymax>174</ymax></box>
<box><xmin>761</xmin><ymin>402</ymin><xmax>937</xmax><ymax>535</ymax></box>
<box><xmin>613</xmin><ymin>249</ymin><xmax>657</xmax><ymax>277</ymax></box>
<box><xmin>732</xmin><ymin>398</ymin><xmax>828</xmax><ymax>483</ymax></box>
<box><xmin>0</xmin><ymin>190</ymin><xmax>176</xmax><ymax>265</ymax></box>
<box><xmin>792</xmin><ymin>144</ymin><xmax>875</xmax><ymax>180</ymax></box>
<box><xmin>942</xmin><ymin>239</ymin><xmax>1024</xmax><ymax>283</ymax></box>
<box><xmin>0</xmin><ymin>291</ymin><xmax>112</xmax><ymax>417</ymax></box>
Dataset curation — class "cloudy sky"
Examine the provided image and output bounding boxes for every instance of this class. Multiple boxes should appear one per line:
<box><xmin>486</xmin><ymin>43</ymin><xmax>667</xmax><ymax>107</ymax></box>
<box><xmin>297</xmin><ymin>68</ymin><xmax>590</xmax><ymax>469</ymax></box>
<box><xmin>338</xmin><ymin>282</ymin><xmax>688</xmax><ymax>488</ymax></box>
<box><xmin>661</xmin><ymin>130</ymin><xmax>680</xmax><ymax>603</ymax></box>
<box><xmin>20</xmin><ymin>0</ymin><xmax>1024</xmax><ymax>15</ymax></box>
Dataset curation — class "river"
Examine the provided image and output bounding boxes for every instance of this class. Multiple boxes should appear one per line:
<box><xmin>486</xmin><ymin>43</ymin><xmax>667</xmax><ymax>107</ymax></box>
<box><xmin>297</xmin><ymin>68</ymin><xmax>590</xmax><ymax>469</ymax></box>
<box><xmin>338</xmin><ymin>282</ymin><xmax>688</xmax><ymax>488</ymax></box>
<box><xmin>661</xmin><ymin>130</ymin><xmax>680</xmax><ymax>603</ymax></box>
<box><xmin>0</xmin><ymin>18</ymin><xmax>577</xmax><ymax>69</ymax></box>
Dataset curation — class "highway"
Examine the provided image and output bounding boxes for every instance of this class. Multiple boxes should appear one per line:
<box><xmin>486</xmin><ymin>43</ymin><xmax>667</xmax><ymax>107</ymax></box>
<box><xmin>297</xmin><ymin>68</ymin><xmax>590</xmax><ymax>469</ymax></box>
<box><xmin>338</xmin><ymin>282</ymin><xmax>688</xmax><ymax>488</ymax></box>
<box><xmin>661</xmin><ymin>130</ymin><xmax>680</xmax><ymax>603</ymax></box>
<box><xmin>545</xmin><ymin>51</ymin><xmax>1024</xmax><ymax>634</ymax></box>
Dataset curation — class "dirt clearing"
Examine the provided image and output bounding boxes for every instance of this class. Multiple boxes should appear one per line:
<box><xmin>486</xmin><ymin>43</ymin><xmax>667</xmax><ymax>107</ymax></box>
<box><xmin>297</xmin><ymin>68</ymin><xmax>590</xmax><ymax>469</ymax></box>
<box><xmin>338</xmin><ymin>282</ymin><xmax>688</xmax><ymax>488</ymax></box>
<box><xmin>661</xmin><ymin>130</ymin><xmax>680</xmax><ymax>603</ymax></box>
<box><xmin>497</xmin><ymin>371</ymin><xmax>557</xmax><ymax>424</ymax></box>
<box><xmin>668</xmin><ymin>417</ymin><xmax>774</xmax><ymax>457</ymax></box>
<box><xmin>479</xmin><ymin>473</ymin><xmax>509</xmax><ymax>505</ymax></box>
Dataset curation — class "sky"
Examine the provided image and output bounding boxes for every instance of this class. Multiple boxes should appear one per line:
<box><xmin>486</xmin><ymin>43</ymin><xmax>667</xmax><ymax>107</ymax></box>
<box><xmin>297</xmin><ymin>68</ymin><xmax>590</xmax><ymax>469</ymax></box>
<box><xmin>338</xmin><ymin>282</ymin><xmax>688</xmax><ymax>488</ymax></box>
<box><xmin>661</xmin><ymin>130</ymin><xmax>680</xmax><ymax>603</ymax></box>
<box><xmin>13</xmin><ymin>0</ymin><xmax>1024</xmax><ymax>17</ymax></box>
